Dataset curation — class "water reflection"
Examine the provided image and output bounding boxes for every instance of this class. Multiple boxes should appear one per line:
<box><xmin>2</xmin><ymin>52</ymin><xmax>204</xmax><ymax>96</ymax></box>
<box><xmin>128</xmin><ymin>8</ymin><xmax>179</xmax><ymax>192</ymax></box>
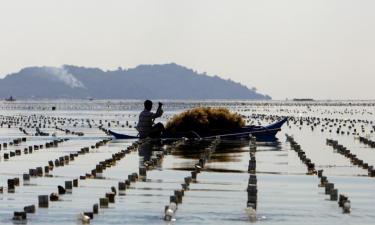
<box><xmin>256</xmin><ymin>140</ymin><xmax>283</xmax><ymax>152</ymax></box>
<box><xmin>138</xmin><ymin>139</ymin><xmax>163</xmax><ymax>172</ymax></box>
<box><xmin>172</xmin><ymin>139</ymin><xmax>282</xmax><ymax>163</ymax></box>
<box><xmin>138</xmin><ymin>140</ymin><xmax>153</xmax><ymax>162</ymax></box>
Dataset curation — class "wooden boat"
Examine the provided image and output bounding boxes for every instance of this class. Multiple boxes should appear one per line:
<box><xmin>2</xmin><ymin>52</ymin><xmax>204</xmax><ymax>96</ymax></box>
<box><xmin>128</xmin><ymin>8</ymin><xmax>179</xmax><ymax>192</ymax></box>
<box><xmin>109</xmin><ymin>117</ymin><xmax>288</xmax><ymax>141</ymax></box>
<box><xmin>5</xmin><ymin>96</ymin><xmax>16</xmax><ymax>102</ymax></box>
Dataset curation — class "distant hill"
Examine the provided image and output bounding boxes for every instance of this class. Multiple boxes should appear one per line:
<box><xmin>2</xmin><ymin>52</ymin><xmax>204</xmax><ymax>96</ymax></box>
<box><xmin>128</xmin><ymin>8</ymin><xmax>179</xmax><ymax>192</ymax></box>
<box><xmin>0</xmin><ymin>63</ymin><xmax>271</xmax><ymax>100</ymax></box>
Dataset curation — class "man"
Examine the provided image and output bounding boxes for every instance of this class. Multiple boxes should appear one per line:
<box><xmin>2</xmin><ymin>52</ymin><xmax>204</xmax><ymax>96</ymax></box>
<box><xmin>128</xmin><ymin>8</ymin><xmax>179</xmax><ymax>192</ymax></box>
<box><xmin>136</xmin><ymin>100</ymin><xmax>165</xmax><ymax>139</ymax></box>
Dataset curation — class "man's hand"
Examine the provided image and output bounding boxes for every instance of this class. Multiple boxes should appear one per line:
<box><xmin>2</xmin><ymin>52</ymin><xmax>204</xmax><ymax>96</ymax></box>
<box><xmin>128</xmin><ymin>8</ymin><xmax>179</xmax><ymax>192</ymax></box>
<box><xmin>158</xmin><ymin>102</ymin><xmax>163</xmax><ymax>108</ymax></box>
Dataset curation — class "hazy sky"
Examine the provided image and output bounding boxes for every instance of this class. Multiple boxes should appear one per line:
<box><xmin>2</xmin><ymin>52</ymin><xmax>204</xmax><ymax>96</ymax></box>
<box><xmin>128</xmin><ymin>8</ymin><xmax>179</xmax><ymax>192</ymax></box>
<box><xmin>0</xmin><ymin>0</ymin><xmax>374</xmax><ymax>100</ymax></box>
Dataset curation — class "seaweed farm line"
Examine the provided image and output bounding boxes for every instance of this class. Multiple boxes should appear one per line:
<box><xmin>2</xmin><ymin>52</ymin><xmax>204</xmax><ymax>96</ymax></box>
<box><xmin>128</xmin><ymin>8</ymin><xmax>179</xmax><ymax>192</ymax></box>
<box><xmin>0</xmin><ymin>100</ymin><xmax>374</xmax><ymax>225</ymax></box>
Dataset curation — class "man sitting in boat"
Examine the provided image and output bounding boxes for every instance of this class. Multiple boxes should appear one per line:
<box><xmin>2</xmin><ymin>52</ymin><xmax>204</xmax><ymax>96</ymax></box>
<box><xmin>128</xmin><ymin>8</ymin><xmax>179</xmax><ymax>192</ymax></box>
<box><xmin>136</xmin><ymin>100</ymin><xmax>165</xmax><ymax>139</ymax></box>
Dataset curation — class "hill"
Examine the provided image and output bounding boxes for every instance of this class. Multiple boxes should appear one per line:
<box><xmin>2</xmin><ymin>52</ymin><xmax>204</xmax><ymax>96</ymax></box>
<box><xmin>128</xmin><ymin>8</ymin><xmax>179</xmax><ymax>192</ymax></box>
<box><xmin>0</xmin><ymin>63</ymin><xmax>271</xmax><ymax>100</ymax></box>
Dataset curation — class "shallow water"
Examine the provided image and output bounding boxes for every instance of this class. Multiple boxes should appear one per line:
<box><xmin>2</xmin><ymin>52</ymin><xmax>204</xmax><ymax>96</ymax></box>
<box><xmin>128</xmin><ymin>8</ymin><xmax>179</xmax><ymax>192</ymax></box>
<box><xmin>0</xmin><ymin>100</ymin><xmax>374</xmax><ymax>224</ymax></box>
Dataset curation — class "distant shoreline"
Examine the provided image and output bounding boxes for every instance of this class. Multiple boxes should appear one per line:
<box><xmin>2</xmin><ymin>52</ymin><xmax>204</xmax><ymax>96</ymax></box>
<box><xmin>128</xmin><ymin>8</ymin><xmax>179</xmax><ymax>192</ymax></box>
<box><xmin>1</xmin><ymin>99</ymin><xmax>375</xmax><ymax>103</ymax></box>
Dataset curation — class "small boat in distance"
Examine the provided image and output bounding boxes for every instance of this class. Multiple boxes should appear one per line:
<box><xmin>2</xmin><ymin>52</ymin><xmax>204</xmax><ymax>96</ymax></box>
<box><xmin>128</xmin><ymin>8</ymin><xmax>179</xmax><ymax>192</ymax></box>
<box><xmin>293</xmin><ymin>98</ymin><xmax>314</xmax><ymax>102</ymax></box>
<box><xmin>5</xmin><ymin>96</ymin><xmax>16</xmax><ymax>102</ymax></box>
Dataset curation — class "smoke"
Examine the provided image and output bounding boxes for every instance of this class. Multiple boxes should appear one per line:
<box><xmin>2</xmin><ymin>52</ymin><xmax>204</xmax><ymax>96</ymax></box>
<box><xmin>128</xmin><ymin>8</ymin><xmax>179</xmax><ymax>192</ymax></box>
<box><xmin>42</xmin><ymin>67</ymin><xmax>86</xmax><ymax>89</ymax></box>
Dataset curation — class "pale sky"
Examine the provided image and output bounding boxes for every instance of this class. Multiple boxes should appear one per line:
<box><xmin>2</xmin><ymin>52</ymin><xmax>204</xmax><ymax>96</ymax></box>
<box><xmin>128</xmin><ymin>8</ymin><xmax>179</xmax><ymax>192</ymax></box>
<box><xmin>0</xmin><ymin>0</ymin><xmax>374</xmax><ymax>100</ymax></box>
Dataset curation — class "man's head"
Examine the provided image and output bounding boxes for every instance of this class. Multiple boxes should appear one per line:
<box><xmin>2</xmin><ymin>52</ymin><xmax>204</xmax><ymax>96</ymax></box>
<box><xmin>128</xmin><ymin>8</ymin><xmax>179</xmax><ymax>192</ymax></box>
<box><xmin>144</xmin><ymin>100</ymin><xmax>153</xmax><ymax>111</ymax></box>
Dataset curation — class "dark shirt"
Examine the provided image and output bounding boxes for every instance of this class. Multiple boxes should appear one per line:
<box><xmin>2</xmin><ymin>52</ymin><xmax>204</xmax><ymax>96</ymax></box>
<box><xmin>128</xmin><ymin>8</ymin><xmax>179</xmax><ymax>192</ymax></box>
<box><xmin>136</xmin><ymin>107</ymin><xmax>163</xmax><ymax>138</ymax></box>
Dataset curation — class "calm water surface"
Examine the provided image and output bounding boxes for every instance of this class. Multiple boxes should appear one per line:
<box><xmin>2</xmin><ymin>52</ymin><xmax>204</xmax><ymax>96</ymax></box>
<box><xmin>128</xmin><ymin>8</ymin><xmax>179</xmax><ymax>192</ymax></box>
<box><xmin>0</xmin><ymin>100</ymin><xmax>374</xmax><ymax>225</ymax></box>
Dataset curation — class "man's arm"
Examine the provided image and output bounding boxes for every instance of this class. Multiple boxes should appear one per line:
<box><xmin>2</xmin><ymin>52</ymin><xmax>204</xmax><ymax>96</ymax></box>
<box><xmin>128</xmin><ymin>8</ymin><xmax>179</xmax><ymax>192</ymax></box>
<box><xmin>152</xmin><ymin>102</ymin><xmax>163</xmax><ymax>119</ymax></box>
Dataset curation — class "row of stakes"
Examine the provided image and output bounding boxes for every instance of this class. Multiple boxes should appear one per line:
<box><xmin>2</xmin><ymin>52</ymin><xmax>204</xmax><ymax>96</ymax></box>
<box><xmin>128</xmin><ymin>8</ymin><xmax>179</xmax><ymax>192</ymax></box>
<box><xmin>81</xmin><ymin>140</ymin><xmax>167</xmax><ymax>224</ymax></box>
<box><xmin>358</xmin><ymin>136</ymin><xmax>375</xmax><ymax>148</ymax></box>
<box><xmin>79</xmin><ymin>141</ymin><xmax>141</xmax><ymax>223</ymax></box>
<box><xmin>0</xmin><ymin>137</ymin><xmax>28</xmax><ymax>151</ymax></box>
<box><xmin>290</xmin><ymin>116</ymin><xmax>374</xmax><ymax>135</ymax></box>
<box><xmin>164</xmin><ymin>139</ymin><xmax>220</xmax><ymax>221</ymax></box>
<box><xmin>11</xmin><ymin>138</ymin><xmax>113</xmax><ymax>221</ymax></box>
<box><xmin>326</xmin><ymin>139</ymin><xmax>375</xmax><ymax>176</ymax></box>
<box><xmin>246</xmin><ymin>136</ymin><xmax>258</xmax><ymax>221</ymax></box>
<box><xmin>1</xmin><ymin>138</ymin><xmax>68</xmax><ymax>161</ymax></box>
<box><xmin>1</xmin><ymin>138</ymin><xmax>69</xmax><ymax>193</ymax></box>
<box><xmin>23</xmin><ymin>139</ymin><xmax>164</xmax><ymax>223</ymax></box>
<box><xmin>286</xmin><ymin>134</ymin><xmax>351</xmax><ymax>213</ymax></box>
<box><xmin>254</xmin><ymin>113</ymin><xmax>375</xmax><ymax>136</ymax></box>
<box><xmin>252</xmin><ymin>113</ymin><xmax>371</xmax><ymax>125</ymax></box>
<box><xmin>1</xmin><ymin>114</ymin><xmax>139</xmax><ymax>133</ymax></box>
<box><xmin>35</xmin><ymin>127</ymin><xmax>50</xmax><ymax>136</ymax></box>
<box><xmin>0</xmin><ymin>115</ymin><xmax>91</xmax><ymax>127</ymax></box>
<box><xmin>255</xmin><ymin>112</ymin><xmax>374</xmax><ymax>128</ymax></box>
<box><xmin>19</xmin><ymin>127</ymin><xmax>30</xmax><ymax>135</ymax></box>
<box><xmin>55</xmin><ymin>126</ymin><xmax>84</xmax><ymax>136</ymax></box>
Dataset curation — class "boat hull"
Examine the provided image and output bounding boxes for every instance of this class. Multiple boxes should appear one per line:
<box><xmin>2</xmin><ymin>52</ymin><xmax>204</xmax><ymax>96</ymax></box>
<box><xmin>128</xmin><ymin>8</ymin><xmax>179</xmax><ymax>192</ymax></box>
<box><xmin>108</xmin><ymin>117</ymin><xmax>287</xmax><ymax>141</ymax></box>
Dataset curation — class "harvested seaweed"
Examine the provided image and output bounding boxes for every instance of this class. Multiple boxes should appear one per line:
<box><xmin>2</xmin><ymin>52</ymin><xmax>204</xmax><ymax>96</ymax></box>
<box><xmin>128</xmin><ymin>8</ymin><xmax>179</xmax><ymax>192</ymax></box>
<box><xmin>165</xmin><ymin>107</ymin><xmax>245</xmax><ymax>135</ymax></box>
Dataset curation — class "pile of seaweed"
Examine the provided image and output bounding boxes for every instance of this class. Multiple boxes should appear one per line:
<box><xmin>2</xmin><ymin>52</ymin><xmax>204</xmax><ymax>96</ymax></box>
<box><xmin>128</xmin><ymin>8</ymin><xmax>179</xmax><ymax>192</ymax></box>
<box><xmin>165</xmin><ymin>107</ymin><xmax>245</xmax><ymax>135</ymax></box>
